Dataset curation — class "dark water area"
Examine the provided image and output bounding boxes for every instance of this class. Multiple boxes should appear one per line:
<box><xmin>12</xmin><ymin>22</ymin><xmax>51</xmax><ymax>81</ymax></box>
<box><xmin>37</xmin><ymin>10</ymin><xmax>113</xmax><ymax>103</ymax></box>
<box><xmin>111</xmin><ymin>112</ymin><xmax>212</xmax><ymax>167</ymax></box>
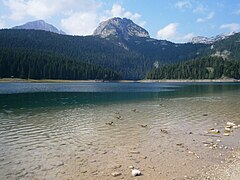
<box><xmin>0</xmin><ymin>82</ymin><xmax>239</xmax><ymax>110</ymax></box>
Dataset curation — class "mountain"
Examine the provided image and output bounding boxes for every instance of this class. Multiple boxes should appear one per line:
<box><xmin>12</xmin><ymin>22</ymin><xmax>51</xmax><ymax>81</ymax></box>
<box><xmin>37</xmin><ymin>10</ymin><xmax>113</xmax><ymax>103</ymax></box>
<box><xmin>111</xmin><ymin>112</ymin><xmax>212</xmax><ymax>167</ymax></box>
<box><xmin>189</xmin><ymin>32</ymin><xmax>236</xmax><ymax>44</ymax></box>
<box><xmin>0</xmin><ymin>17</ymin><xmax>239</xmax><ymax>80</ymax></box>
<box><xmin>0</xmin><ymin>29</ymin><xmax>209</xmax><ymax>79</ymax></box>
<box><xmin>93</xmin><ymin>17</ymin><xmax>150</xmax><ymax>40</ymax></box>
<box><xmin>12</xmin><ymin>20</ymin><xmax>66</xmax><ymax>35</ymax></box>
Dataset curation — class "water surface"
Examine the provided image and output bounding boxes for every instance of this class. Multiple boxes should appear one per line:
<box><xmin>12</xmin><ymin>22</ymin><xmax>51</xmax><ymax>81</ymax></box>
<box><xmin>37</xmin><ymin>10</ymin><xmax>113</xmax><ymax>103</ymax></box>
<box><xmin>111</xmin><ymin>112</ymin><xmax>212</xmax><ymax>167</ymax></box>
<box><xmin>0</xmin><ymin>82</ymin><xmax>240</xmax><ymax>179</ymax></box>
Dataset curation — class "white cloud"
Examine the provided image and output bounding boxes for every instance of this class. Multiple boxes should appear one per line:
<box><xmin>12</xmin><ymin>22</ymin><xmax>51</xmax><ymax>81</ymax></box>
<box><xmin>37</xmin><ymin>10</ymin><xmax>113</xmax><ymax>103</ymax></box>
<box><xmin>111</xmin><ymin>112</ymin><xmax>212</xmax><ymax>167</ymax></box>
<box><xmin>157</xmin><ymin>23</ymin><xmax>179</xmax><ymax>40</ymax></box>
<box><xmin>193</xmin><ymin>4</ymin><xmax>207</xmax><ymax>14</ymax></box>
<box><xmin>61</xmin><ymin>12</ymin><xmax>97</xmax><ymax>35</ymax></box>
<box><xmin>183</xmin><ymin>33</ymin><xmax>194</xmax><ymax>41</ymax></box>
<box><xmin>220</xmin><ymin>23</ymin><xmax>240</xmax><ymax>32</ymax></box>
<box><xmin>156</xmin><ymin>23</ymin><xmax>194</xmax><ymax>42</ymax></box>
<box><xmin>3</xmin><ymin>0</ymin><xmax>101</xmax><ymax>20</ymax></box>
<box><xmin>3</xmin><ymin>1</ymin><xmax>146</xmax><ymax>35</ymax></box>
<box><xmin>60</xmin><ymin>3</ymin><xmax>145</xmax><ymax>35</ymax></box>
<box><xmin>3</xmin><ymin>0</ymin><xmax>28</xmax><ymax>21</ymax></box>
<box><xmin>0</xmin><ymin>21</ymin><xmax>6</xmax><ymax>29</ymax></box>
<box><xmin>197</xmin><ymin>11</ymin><xmax>214</xmax><ymax>23</ymax></box>
<box><xmin>0</xmin><ymin>16</ymin><xmax>6</xmax><ymax>29</ymax></box>
<box><xmin>175</xmin><ymin>0</ymin><xmax>192</xmax><ymax>10</ymax></box>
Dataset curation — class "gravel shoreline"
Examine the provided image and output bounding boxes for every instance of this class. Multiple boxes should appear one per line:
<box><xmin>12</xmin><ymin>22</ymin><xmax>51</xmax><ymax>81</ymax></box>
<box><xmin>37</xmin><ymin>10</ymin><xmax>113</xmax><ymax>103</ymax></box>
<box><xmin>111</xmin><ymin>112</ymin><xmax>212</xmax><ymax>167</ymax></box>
<box><xmin>201</xmin><ymin>150</ymin><xmax>240</xmax><ymax>180</ymax></box>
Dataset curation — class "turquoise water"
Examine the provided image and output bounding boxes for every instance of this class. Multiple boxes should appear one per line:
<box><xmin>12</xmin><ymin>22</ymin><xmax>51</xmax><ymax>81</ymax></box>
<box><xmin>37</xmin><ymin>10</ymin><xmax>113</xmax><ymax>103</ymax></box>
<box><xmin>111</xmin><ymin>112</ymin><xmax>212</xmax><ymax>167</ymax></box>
<box><xmin>0</xmin><ymin>82</ymin><xmax>240</xmax><ymax>179</ymax></box>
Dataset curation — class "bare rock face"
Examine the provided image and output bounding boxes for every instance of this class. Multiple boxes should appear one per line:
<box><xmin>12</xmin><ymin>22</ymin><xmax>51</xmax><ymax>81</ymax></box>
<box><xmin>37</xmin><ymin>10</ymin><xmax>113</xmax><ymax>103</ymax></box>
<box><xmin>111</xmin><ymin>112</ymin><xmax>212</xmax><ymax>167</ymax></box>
<box><xmin>189</xmin><ymin>32</ymin><xmax>235</xmax><ymax>44</ymax></box>
<box><xmin>93</xmin><ymin>17</ymin><xmax>150</xmax><ymax>40</ymax></box>
<box><xmin>12</xmin><ymin>20</ymin><xmax>66</xmax><ymax>35</ymax></box>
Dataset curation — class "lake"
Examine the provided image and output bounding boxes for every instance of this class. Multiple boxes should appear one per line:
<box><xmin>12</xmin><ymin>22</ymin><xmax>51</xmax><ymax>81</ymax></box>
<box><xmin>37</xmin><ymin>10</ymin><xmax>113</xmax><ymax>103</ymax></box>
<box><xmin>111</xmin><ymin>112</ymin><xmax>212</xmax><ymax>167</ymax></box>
<box><xmin>0</xmin><ymin>82</ymin><xmax>240</xmax><ymax>179</ymax></box>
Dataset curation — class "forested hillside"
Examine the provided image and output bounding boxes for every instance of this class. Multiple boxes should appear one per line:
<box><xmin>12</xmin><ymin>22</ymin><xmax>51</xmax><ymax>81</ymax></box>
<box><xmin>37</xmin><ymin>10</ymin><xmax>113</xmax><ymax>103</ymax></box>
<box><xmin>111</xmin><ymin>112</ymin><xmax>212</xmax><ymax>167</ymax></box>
<box><xmin>212</xmin><ymin>33</ymin><xmax>240</xmax><ymax>60</ymax></box>
<box><xmin>0</xmin><ymin>29</ymin><xmax>209</xmax><ymax>79</ymax></box>
<box><xmin>0</xmin><ymin>29</ymin><xmax>239</xmax><ymax>80</ymax></box>
<box><xmin>0</xmin><ymin>48</ymin><xmax>120</xmax><ymax>80</ymax></box>
<box><xmin>146</xmin><ymin>57</ymin><xmax>240</xmax><ymax>80</ymax></box>
<box><xmin>0</xmin><ymin>29</ymin><xmax>149</xmax><ymax>79</ymax></box>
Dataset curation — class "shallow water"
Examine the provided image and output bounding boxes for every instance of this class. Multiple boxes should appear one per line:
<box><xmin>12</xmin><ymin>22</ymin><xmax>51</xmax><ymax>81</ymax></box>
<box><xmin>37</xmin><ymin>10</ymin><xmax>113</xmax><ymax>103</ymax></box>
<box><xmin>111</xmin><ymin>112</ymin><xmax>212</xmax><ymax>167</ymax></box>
<box><xmin>0</xmin><ymin>82</ymin><xmax>240</xmax><ymax>179</ymax></box>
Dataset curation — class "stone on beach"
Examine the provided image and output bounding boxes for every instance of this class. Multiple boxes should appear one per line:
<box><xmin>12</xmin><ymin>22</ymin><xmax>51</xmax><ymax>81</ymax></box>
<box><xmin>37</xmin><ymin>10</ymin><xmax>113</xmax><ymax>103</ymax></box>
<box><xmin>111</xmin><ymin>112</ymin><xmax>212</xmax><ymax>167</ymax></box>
<box><xmin>131</xmin><ymin>169</ymin><xmax>141</xmax><ymax>176</ymax></box>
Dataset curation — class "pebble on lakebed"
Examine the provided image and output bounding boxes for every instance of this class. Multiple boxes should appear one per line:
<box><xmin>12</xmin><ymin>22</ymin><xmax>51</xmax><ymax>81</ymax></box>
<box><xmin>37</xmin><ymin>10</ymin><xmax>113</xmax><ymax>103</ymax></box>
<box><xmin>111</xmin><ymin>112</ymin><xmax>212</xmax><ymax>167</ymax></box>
<box><xmin>132</xmin><ymin>169</ymin><xmax>141</xmax><ymax>176</ymax></box>
<box><xmin>208</xmin><ymin>128</ymin><xmax>220</xmax><ymax>134</ymax></box>
<box><xmin>111</xmin><ymin>172</ymin><xmax>122</xmax><ymax>177</ymax></box>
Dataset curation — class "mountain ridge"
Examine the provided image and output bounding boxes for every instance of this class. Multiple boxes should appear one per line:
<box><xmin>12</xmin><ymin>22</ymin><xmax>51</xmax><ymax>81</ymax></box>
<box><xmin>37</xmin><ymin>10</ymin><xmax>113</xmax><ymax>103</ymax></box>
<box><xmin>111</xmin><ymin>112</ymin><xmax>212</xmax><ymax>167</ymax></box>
<box><xmin>93</xmin><ymin>17</ymin><xmax>150</xmax><ymax>40</ymax></box>
<box><xmin>0</xmin><ymin>17</ymin><xmax>239</xmax><ymax>80</ymax></box>
<box><xmin>189</xmin><ymin>32</ymin><xmax>236</xmax><ymax>44</ymax></box>
<box><xmin>12</xmin><ymin>20</ymin><xmax>66</xmax><ymax>35</ymax></box>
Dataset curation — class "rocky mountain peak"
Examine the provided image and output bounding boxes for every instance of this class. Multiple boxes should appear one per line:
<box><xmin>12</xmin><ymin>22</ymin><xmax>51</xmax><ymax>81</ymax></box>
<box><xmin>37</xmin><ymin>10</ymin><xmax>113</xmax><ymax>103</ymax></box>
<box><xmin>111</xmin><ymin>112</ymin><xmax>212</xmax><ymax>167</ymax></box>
<box><xmin>12</xmin><ymin>20</ymin><xmax>66</xmax><ymax>35</ymax></box>
<box><xmin>93</xmin><ymin>17</ymin><xmax>150</xmax><ymax>40</ymax></box>
<box><xmin>189</xmin><ymin>32</ymin><xmax>236</xmax><ymax>44</ymax></box>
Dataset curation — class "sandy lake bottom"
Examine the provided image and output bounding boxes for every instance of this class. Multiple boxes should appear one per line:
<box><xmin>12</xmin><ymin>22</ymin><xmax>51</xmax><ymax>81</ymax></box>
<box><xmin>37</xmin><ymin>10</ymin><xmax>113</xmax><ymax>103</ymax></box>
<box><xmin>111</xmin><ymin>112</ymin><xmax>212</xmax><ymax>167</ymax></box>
<box><xmin>0</xmin><ymin>83</ymin><xmax>240</xmax><ymax>179</ymax></box>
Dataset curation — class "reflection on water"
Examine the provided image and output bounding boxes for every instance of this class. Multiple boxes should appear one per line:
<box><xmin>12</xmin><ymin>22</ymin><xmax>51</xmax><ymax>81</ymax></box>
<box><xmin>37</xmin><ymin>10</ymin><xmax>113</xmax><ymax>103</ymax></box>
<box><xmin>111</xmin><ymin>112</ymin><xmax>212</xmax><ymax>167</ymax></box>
<box><xmin>0</xmin><ymin>82</ymin><xmax>240</xmax><ymax>179</ymax></box>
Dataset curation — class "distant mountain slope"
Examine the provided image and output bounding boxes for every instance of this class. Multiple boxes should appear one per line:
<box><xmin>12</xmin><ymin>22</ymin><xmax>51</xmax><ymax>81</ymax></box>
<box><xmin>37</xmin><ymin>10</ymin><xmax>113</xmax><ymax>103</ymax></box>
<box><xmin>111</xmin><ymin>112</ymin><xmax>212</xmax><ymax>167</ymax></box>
<box><xmin>0</xmin><ymin>29</ymin><xmax>148</xmax><ymax>79</ymax></box>
<box><xmin>211</xmin><ymin>32</ymin><xmax>240</xmax><ymax>60</ymax></box>
<box><xmin>0</xmin><ymin>29</ymin><xmax>211</xmax><ymax>79</ymax></box>
<box><xmin>189</xmin><ymin>33</ymin><xmax>235</xmax><ymax>44</ymax></box>
<box><xmin>12</xmin><ymin>20</ymin><xmax>66</xmax><ymax>35</ymax></box>
<box><xmin>1</xmin><ymin>17</ymin><xmax>239</xmax><ymax>80</ymax></box>
<box><xmin>93</xmin><ymin>17</ymin><xmax>149</xmax><ymax>40</ymax></box>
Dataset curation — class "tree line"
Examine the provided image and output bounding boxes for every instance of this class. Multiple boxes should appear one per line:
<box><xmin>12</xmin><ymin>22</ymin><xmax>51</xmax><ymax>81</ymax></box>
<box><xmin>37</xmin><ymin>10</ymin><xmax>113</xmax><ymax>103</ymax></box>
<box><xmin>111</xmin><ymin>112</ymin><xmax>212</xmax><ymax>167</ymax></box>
<box><xmin>146</xmin><ymin>56</ymin><xmax>240</xmax><ymax>80</ymax></box>
<box><xmin>0</xmin><ymin>48</ymin><xmax>120</xmax><ymax>80</ymax></box>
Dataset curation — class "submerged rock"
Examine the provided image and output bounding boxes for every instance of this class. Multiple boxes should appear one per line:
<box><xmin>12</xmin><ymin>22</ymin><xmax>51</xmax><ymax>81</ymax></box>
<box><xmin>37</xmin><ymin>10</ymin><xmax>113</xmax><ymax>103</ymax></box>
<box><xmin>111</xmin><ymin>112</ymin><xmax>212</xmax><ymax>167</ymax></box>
<box><xmin>111</xmin><ymin>172</ymin><xmax>122</xmax><ymax>177</ymax></box>
<box><xmin>129</xmin><ymin>150</ymin><xmax>140</xmax><ymax>154</ymax></box>
<box><xmin>226</xmin><ymin>122</ymin><xmax>236</xmax><ymax>127</ymax></box>
<box><xmin>115</xmin><ymin>115</ymin><xmax>122</xmax><ymax>120</ymax></box>
<box><xmin>129</xmin><ymin>165</ymin><xmax>134</xmax><ymax>169</ymax></box>
<box><xmin>209</xmin><ymin>128</ymin><xmax>220</xmax><ymax>134</ymax></box>
<box><xmin>223</xmin><ymin>133</ymin><xmax>230</xmax><ymax>136</ymax></box>
<box><xmin>160</xmin><ymin>129</ymin><xmax>168</xmax><ymax>134</ymax></box>
<box><xmin>139</xmin><ymin>124</ymin><xmax>147</xmax><ymax>128</ymax></box>
<box><xmin>132</xmin><ymin>169</ymin><xmax>141</xmax><ymax>176</ymax></box>
<box><xmin>224</xmin><ymin>127</ymin><xmax>232</xmax><ymax>132</ymax></box>
<box><xmin>106</xmin><ymin>121</ymin><xmax>114</xmax><ymax>125</ymax></box>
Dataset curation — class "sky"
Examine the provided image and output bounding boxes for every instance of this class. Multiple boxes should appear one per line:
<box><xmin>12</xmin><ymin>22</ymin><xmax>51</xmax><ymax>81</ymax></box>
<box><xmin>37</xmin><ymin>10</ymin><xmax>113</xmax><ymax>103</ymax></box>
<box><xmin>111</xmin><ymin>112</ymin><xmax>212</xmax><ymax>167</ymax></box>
<box><xmin>0</xmin><ymin>0</ymin><xmax>240</xmax><ymax>42</ymax></box>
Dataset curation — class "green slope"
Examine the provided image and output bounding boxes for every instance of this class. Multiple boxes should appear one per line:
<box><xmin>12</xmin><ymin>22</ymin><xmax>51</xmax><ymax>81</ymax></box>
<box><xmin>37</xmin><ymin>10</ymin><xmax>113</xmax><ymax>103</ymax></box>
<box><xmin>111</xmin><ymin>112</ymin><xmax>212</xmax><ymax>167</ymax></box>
<box><xmin>146</xmin><ymin>56</ymin><xmax>240</xmax><ymax>80</ymax></box>
<box><xmin>0</xmin><ymin>29</ymin><xmax>209</xmax><ymax>79</ymax></box>
<box><xmin>0</xmin><ymin>48</ymin><xmax>120</xmax><ymax>80</ymax></box>
<box><xmin>0</xmin><ymin>29</ymin><xmax>239</xmax><ymax>80</ymax></box>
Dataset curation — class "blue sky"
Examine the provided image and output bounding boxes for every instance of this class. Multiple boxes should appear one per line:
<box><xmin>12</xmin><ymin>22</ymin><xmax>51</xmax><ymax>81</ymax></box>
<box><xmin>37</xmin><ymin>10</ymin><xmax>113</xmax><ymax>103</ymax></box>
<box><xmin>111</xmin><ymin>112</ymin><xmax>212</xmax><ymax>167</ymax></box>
<box><xmin>0</xmin><ymin>0</ymin><xmax>240</xmax><ymax>42</ymax></box>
